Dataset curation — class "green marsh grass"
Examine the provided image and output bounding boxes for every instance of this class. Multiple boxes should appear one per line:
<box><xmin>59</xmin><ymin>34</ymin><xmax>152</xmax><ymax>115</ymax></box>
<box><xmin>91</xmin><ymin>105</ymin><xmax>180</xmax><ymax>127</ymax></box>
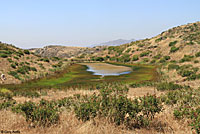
<box><xmin>1</xmin><ymin>62</ymin><xmax>158</xmax><ymax>91</ymax></box>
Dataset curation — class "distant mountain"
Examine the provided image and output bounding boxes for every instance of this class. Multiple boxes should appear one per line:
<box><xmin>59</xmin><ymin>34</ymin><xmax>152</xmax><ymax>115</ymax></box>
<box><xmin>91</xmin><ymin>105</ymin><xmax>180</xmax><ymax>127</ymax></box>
<box><xmin>92</xmin><ymin>39</ymin><xmax>135</xmax><ymax>47</ymax></box>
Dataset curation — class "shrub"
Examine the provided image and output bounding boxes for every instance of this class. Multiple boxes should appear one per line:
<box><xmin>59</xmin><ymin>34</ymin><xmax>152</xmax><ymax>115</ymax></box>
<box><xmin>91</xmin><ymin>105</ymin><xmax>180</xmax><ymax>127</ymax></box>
<box><xmin>138</xmin><ymin>44</ymin><xmax>145</xmax><ymax>47</ymax></box>
<box><xmin>173</xmin><ymin>109</ymin><xmax>183</xmax><ymax>119</ymax></box>
<box><xmin>170</xmin><ymin>60</ymin><xmax>177</xmax><ymax>63</ymax></box>
<box><xmin>140</xmin><ymin>51</ymin><xmax>150</xmax><ymax>57</ymax></box>
<box><xmin>7</xmin><ymin>58</ymin><xmax>13</xmax><ymax>63</ymax></box>
<box><xmin>159</xmin><ymin>58</ymin><xmax>166</xmax><ymax>63</ymax></box>
<box><xmin>156</xmin><ymin>82</ymin><xmax>182</xmax><ymax>91</ymax></box>
<box><xmin>0</xmin><ymin>88</ymin><xmax>16</xmax><ymax>110</ymax></box>
<box><xmin>8</xmin><ymin>71</ymin><xmax>20</xmax><ymax>80</ymax></box>
<box><xmin>169</xmin><ymin>41</ymin><xmax>178</xmax><ymax>47</ymax></box>
<box><xmin>129</xmin><ymin>81</ymin><xmax>154</xmax><ymax>88</ymax></box>
<box><xmin>25</xmin><ymin>62</ymin><xmax>30</xmax><ymax>65</ymax></box>
<box><xmin>14</xmin><ymin>56</ymin><xmax>19</xmax><ymax>60</ymax></box>
<box><xmin>15</xmin><ymin>91</ymin><xmax>40</xmax><ymax>98</ymax></box>
<box><xmin>150</xmin><ymin>59</ymin><xmax>156</xmax><ymax>64</ymax></box>
<box><xmin>153</xmin><ymin>54</ymin><xmax>162</xmax><ymax>59</ymax></box>
<box><xmin>95</xmin><ymin>57</ymin><xmax>104</xmax><ymax>61</ymax></box>
<box><xmin>195</xmin><ymin>52</ymin><xmax>200</xmax><ymax>57</ymax></box>
<box><xmin>125</xmin><ymin>48</ymin><xmax>131</xmax><ymax>53</ymax></box>
<box><xmin>132</xmin><ymin>55</ymin><xmax>139</xmax><ymax>61</ymax></box>
<box><xmin>11</xmin><ymin>64</ymin><xmax>16</xmax><ymax>69</ymax></box>
<box><xmin>51</xmin><ymin>57</ymin><xmax>60</xmax><ymax>61</ymax></box>
<box><xmin>0</xmin><ymin>100</ymin><xmax>16</xmax><ymax>110</ymax></box>
<box><xmin>118</xmin><ymin>54</ymin><xmax>131</xmax><ymax>62</ymax></box>
<box><xmin>155</xmin><ymin>37</ymin><xmax>166</xmax><ymax>42</ymax></box>
<box><xmin>24</xmin><ymin>50</ymin><xmax>30</xmax><ymax>55</ymax></box>
<box><xmin>0</xmin><ymin>54</ymin><xmax>8</xmax><ymax>58</ymax></box>
<box><xmin>17</xmin><ymin>65</ymin><xmax>31</xmax><ymax>74</ymax></box>
<box><xmin>178</xmin><ymin>70</ymin><xmax>195</xmax><ymax>77</ymax></box>
<box><xmin>179</xmin><ymin>55</ymin><xmax>194</xmax><ymax>63</ymax></box>
<box><xmin>74</xmin><ymin>84</ymin><xmax>162</xmax><ymax>127</ymax></box>
<box><xmin>143</xmin><ymin>58</ymin><xmax>149</xmax><ymax>63</ymax></box>
<box><xmin>17</xmin><ymin>50</ymin><xmax>24</xmax><ymax>57</ymax></box>
<box><xmin>164</xmin><ymin>56</ymin><xmax>171</xmax><ymax>60</ymax></box>
<box><xmin>12</xmin><ymin>100</ymin><xmax>60</xmax><ymax>127</ymax></box>
<box><xmin>39</xmin><ymin>58</ymin><xmax>50</xmax><ymax>62</ymax></box>
<box><xmin>30</xmin><ymin>67</ymin><xmax>37</xmax><ymax>72</ymax></box>
<box><xmin>170</xmin><ymin>46</ymin><xmax>179</xmax><ymax>53</ymax></box>
<box><xmin>168</xmin><ymin>64</ymin><xmax>180</xmax><ymax>70</ymax></box>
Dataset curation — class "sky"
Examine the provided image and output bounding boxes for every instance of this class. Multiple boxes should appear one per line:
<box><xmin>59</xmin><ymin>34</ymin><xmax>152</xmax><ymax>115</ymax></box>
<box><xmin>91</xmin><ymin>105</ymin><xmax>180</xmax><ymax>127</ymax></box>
<box><xmin>0</xmin><ymin>0</ymin><xmax>200</xmax><ymax>49</ymax></box>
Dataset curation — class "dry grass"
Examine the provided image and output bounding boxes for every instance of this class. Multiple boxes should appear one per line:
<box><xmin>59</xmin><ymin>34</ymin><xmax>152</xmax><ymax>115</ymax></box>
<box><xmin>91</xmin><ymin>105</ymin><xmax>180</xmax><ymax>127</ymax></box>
<box><xmin>0</xmin><ymin>87</ymin><xmax>194</xmax><ymax>134</ymax></box>
<box><xmin>0</xmin><ymin>106</ymin><xmax>193</xmax><ymax>134</ymax></box>
<box><xmin>13</xmin><ymin>89</ymin><xmax>98</xmax><ymax>104</ymax></box>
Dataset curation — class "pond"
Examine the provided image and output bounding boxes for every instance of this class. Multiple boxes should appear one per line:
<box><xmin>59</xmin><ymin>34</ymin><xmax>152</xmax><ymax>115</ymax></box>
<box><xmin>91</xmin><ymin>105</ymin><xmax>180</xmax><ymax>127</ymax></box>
<box><xmin>2</xmin><ymin>62</ymin><xmax>158</xmax><ymax>90</ymax></box>
<box><xmin>79</xmin><ymin>63</ymin><xmax>132</xmax><ymax>76</ymax></box>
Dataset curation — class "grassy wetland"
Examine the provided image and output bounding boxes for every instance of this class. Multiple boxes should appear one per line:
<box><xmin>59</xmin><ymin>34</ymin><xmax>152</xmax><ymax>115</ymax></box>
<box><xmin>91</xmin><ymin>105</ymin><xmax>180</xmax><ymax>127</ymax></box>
<box><xmin>2</xmin><ymin>62</ymin><xmax>158</xmax><ymax>90</ymax></box>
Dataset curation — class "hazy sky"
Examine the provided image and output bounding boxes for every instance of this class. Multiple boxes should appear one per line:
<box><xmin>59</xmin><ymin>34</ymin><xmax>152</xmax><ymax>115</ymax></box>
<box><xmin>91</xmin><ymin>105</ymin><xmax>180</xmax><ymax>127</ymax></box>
<box><xmin>0</xmin><ymin>0</ymin><xmax>200</xmax><ymax>48</ymax></box>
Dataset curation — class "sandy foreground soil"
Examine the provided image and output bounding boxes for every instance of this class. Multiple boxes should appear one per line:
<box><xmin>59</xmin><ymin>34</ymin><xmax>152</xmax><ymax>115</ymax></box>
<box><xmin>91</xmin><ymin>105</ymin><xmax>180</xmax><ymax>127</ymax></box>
<box><xmin>79</xmin><ymin>63</ymin><xmax>132</xmax><ymax>75</ymax></box>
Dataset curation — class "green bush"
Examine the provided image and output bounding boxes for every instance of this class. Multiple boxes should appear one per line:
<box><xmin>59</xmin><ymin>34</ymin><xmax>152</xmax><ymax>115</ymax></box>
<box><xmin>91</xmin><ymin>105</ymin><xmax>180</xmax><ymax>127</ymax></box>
<box><xmin>14</xmin><ymin>56</ymin><xmax>19</xmax><ymax>60</ymax></box>
<box><xmin>179</xmin><ymin>55</ymin><xmax>194</xmax><ymax>63</ymax></box>
<box><xmin>159</xmin><ymin>58</ymin><xmax>166</xmax><ymax>63</ymax></box>
<box><xmin>129</xmin><ymin>81</ymin><xmax>154</xmax><ymax>88</ymax></box>
<box><xmin>150</xmin><ymin>59</ymin><xmax>156</xmax><ymax>64</ymax></box>
<box><xmin>155</xmin><ymin>37</ymin><xmax>166</xmax><ymax>42</ymax></box>
<box><xmin>156</xmin><ymin>82</ymin><xmax>182</xmax><ymax>91</ymax></box>
<box><xmin>39</xmin><ymin>58</ymin><xmax>50</xmax><ymax>62</ymax></box>
<box><xmin>15</xmin><ymin>91</ymin><xmax>40</xmax><ymax>98</ymax></box>
<box><xmin>12</xmin><ymin>100</ymin><xmax>59</xmax><ymax>127</ymax></box>
<box><xmin>143</xmin><ymin>58</ymin><xmax>149</xmax><ymax>63</ymax></box>
<box><xmin>195</xmin><ymin>52</ymin><xmax>200</xmax><ymax>57</ymax></box>
<box><xmin>170</xmin><ymin>60</ymin><xmax>177</xmax><ymax>63</ymax></box>
<box><xmin>17</xmin><ymin>65</ymin><xmax>31</xmax><ymax>74</ymax></box>
<box><xmin>11</xmin><ymin>64</ymin><xmax>16</xmax><ymax>69</ymax></box>
<box><xmin>132</xmin><ymin>55</ymin><xmax>139</xmax><ymax>61</ymax></box>
<box><xmin>0</xmin><ymin>54</ymin><xmax>8</xmax><ymax>58</ymax></box>
<box><xmin>0</xmin><ymin>89</ymin><xmax>16</xmax><ymax>110</ymax></box>
<box><xmin>51</xmin><ymin>57</ymin><xmax>60</xmax><ymax>61</ymax></box>
<box><xmin>24</xmin><ymin>50</ymin><xmax>30</xmax><ymax>55</ymax></box>
<box><xmin>25</xmin><ymin>62</ymin><xmax>30</xmax><ymax>65</ymax></box>
<box><xmin>173</xmin><ymin>109</ymin><xmax>183</xmax><ymax>119</ymax></box>
<box><xmin>178</xmin><ymin>70</ymin><xmax>195</xmax><ymax>77</ymax></box>
<box><xmin>153</xmin><ymin>54</ymin><xmax>162</xmax><ymax>59</ymax></box>
<box><xmin>170</xmin><ymin>46</ymin><xmax>179</xmax><ymax>53</ymax></box>
<box><xmin>125</xmin><ymin>48</ymin><xmax>131</xmax><ymax>53</ymax></box>
<box><xmin>30</xmin><ymin>67</ymin><xmax>37</xmax><ymax>72</ymax></box>
<box><xmin>169</xmin><ymin>41</ymin><xmax>178</xmax><ymax>47</ymax></box>
<box><xmin>8</xmin><ymin>71</ymin><xmax>20</xmax><ymax>80</ymax></box>
<box><xmin>168</xmin><ymin>64</ymin><xmax>180</xmax><ymax>70</ymax></box>
<box><xmin>7</xmin><ymin>58</ymin><xmax>13</xmax><ymax>63</ymax></box>
<box><xmin>0</xmin><ymin>100</ymin><xmax>16</xmax><ymax>110</ymax></box>
<box><xmin>160</xmin><ymin>85</ymin><xmax>200</xmax><ymax>133</ymax></box>
<box><xmin>74</xmin><ymin>84</ymin><xmax>162</xmax><ymax>127</ymax></box>
<box><xmin>164</xmin><ymin>56</ymin><xmax>171</xmax><ymax>60</ymax></box>
<box><xmin>95</xmin><ymin>57</ymin><xmax>104</xmax><ymax>61</ymax></box>
<box><xmin>17</xmin><ymin>50</ymin><xmax>24</xmax><ymax>57</ymax></box>
<box><xmin>138</xmin><ymin>44</ymin><xmax>145</xmax><ymax>47</ymax></box>
<box><xmin>140</xmin><ymin>51</ymin><xmax>150</xmax><ymax>57</ymax></box>
<box><xmin>119</xmin><ymin>54</ymin><xmax>131</xmax><ymax>62</ymax></box>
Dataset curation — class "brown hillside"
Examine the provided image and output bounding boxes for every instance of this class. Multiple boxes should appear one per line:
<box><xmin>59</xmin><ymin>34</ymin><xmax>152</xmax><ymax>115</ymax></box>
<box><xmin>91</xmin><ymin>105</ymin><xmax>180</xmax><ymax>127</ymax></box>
<box><xmin>0</xmin><ymin>42</ymin><xmax>68</xmax><ymax>84</ymax></box>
